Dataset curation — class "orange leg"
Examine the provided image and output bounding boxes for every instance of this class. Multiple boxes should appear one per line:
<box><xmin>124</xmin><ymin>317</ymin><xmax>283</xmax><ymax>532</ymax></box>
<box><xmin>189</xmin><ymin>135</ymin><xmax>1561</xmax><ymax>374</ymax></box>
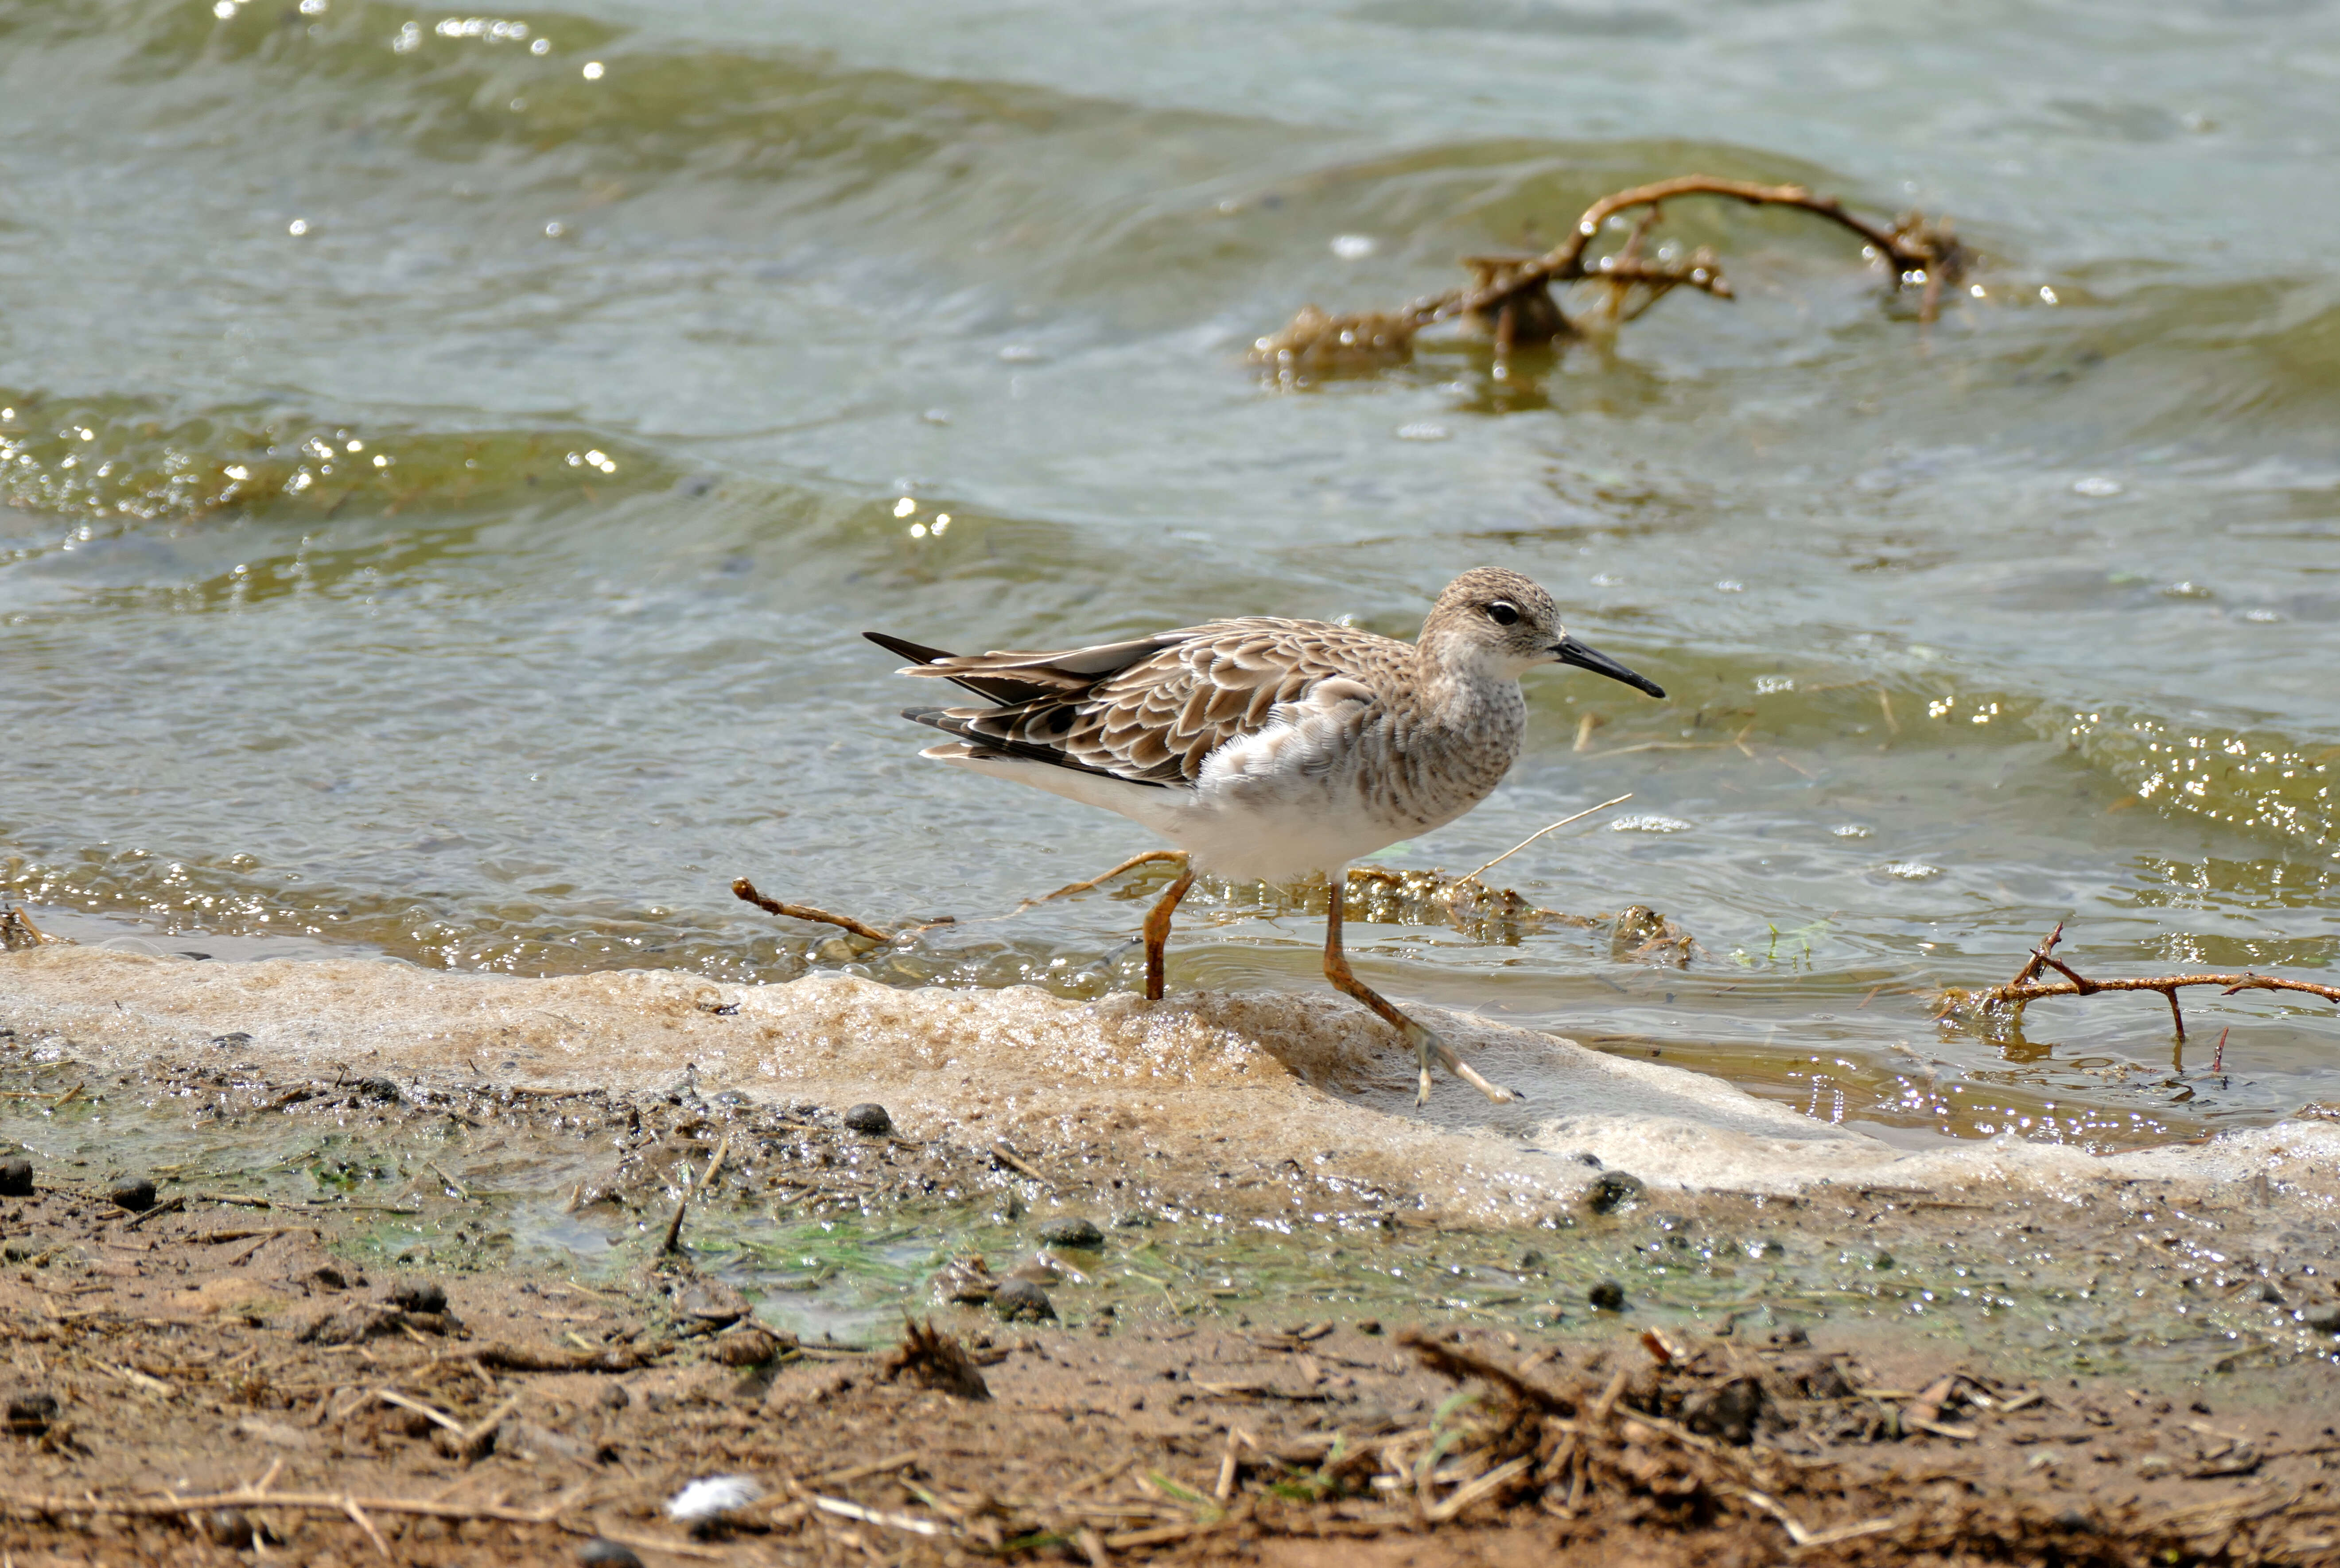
<box><xmin>1322</xmin><ymin>876</ymin><xmax>1516</xmax><ymax>1106</ymax></box>
<box><xmin>1141</xmin><ymin>862</ymin><xmax>1196</xmax><ymax>1001</ymax></box>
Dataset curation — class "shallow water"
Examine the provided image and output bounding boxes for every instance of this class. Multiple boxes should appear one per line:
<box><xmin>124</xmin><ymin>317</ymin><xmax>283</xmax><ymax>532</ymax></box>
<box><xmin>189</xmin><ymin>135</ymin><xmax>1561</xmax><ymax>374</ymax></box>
<box><xmin>6</xmin><ymin>0</ymin><xmax>2340</xmax><ymax>1153</ymax></box>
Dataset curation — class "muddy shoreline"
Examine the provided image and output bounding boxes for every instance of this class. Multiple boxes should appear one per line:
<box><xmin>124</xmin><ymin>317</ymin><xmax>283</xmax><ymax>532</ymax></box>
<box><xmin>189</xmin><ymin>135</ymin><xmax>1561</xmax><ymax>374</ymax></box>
<box><xmin>7</xmin><ymin>951</ymin><xmax>2340</xmax><ymax>1561</ymax></box>
<box><xmin>4</xmin><ymin>1164</ymin><xmax>2338</xmax><ymax>1566</ymax></box>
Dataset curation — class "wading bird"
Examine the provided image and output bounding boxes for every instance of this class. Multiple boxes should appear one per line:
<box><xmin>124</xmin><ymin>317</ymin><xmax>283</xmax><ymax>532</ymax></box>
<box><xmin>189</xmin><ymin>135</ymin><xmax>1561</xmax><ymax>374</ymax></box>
<box><xmin>868</xmin><ymin>568</ymin><xmax>1664</xmax><ymax>1102</ymax></box>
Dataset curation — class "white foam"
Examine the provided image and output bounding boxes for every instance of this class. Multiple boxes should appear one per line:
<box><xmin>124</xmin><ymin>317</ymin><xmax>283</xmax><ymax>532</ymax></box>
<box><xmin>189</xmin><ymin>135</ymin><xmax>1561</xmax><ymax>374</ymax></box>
<box><xmin>4</xmin><ymin>947</ymin><xmax>2331</xmax><ymax>1220</ymax></box>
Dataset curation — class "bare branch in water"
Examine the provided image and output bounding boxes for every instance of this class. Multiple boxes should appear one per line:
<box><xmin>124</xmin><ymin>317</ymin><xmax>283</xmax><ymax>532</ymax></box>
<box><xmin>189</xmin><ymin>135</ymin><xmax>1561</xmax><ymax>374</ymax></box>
<box><xmin>1253</xmin><ymin>175</ymin><xmax>1967</xmax><ymax>379</ymax></box>
<box><xmin>731</xmin><ymin>877</ymin><xmax>898</xmax><ymax>944</ymax></box>
<box><xmin>1936</xmin><ymin>922</ymin><xmax>2340</xmax><ymax>1042</ymax></box>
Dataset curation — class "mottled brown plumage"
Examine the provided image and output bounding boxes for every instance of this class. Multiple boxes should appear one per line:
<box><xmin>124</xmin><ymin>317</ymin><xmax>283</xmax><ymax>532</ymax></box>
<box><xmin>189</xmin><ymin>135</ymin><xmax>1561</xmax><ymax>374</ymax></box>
<box><xmin>865</xmin><ymin>568</ymin><xmax>1667</xmax><ymax>1104</ymax></box>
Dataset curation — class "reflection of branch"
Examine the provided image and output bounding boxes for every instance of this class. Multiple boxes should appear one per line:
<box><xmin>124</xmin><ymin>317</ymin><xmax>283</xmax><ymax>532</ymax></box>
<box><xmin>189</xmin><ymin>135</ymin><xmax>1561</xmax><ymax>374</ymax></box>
<box><xmin>1256</xmin><ymin>175</ymin><xmax>1966</xmax><ymax>379</ymax></box>
<box><xmin>1936</xmin><ymin>922</ymin><xmax>2340</xmax><ymax>1040</ymax></box>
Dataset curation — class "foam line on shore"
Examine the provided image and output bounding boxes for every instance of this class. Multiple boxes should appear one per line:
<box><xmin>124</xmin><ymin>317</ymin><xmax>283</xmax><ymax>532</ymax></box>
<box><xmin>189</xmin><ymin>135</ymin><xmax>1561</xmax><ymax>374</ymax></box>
<box><xmin>4</xmin><ymin>948</ymin><xmax>2332</xmax><ymax>1221</ymax></box>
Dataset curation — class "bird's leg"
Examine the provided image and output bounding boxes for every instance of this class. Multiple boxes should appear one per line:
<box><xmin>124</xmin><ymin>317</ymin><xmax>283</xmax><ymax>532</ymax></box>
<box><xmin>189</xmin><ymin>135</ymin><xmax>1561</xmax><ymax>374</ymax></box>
<box><xmin>1322</xmin><ymin>875</ymin><xmax>1516</xmax><ymax>1107</ymax></box>
<box><xmin>1141</xmin><ymin>860</ymin><xmax>1197</xmax><ymax>1002</ymax></box>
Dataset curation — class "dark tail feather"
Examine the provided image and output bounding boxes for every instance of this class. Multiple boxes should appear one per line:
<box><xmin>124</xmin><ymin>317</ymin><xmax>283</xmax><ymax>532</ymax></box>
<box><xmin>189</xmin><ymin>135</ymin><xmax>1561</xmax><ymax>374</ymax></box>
<box><xmin>864</xmin><ymin>630</ymin><xmax>1058</xmax><ymax>706</ymax></box>
<box><xmin>863</xmin><ymin>630</ymin><xmax>958</xmax><ymax>666</ymax></box>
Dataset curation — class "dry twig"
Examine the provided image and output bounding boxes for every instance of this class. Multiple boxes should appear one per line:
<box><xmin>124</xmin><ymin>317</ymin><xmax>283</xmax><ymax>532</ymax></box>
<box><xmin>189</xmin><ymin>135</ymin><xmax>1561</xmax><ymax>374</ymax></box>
<box><xmin>1254</xmin><ymin>175</ymin><xmax>1967</xmax><ymax>378</ymax></box>
<box><xmin>660</xmin><ymin>1132</ymin><xmax>730</xmax><ymax>1254</ymax></box>
<box><xmin>1936</xmin><ymin>922</ymin><xmax>2340</xmax><ymax>1041</ymax></box>
<box><xmin>731</xmin><ymin>876</ymin><xmax>893</xmax><ymax>943</ymax></box>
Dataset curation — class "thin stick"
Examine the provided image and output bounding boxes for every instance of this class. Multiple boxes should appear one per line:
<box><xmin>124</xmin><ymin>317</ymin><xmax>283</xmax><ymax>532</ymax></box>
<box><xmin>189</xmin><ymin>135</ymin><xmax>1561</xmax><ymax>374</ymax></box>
<box><xmin>375</xmin><ymin>1388</ymin><xmax>464</xmax><ymax>1435</ymax></box>
<box><xmin>1461</xmin><ymin>794</ymin><xmax>1633</xmax><ymax>886</ymax></box>
<box><xmin>342</xmin><ymin>1496</ymin><xmax>391</xmax><ymax>1560</ymax></box>
<box><xmin>0</xmin><ymin>1486</ymin><xmax>725</xmax><ymax>1560</ymax></box>
<box><xmin>661</xmin><ymin>1133</ymin><xmax>731</xmax><ymax>1254</ymax></box>
<box><xmin>731</xmin><ymin>877</ymin><xmax>891</xmax><ymax>943</ymax></box>
<box><xmin>426</xmin><ymin>1160</ymin><xmax>470</xmax><ymax>1201</ymax></box>
<box><xmin>988</xmin><ymin>1141</ymin><xmax>1053</xmax><ymax>1188</ymax></box>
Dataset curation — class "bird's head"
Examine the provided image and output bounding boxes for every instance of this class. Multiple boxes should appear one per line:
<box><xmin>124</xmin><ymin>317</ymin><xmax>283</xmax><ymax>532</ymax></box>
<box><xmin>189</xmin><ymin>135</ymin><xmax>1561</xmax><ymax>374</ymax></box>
<box><xmin>1423</xmin><ymin>567</ymin><xmax>1665</xmax><ymax>697</ymax></box>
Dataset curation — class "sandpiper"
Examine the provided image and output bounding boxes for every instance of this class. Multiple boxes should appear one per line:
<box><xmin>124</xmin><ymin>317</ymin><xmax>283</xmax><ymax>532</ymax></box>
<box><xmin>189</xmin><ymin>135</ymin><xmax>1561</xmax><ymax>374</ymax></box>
<box><xmin>867</xmin><ymin>568</ymin><xmax>1665</xmax><ymax>1103</ymax></box>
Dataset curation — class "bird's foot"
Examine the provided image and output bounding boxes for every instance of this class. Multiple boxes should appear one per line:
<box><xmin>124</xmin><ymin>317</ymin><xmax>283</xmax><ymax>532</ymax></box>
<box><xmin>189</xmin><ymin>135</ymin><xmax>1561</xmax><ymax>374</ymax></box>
<box><xmin>1403</xmin><ymin>1019</ymin><xmax>1516</xmax><ymax>1106</ymax></box>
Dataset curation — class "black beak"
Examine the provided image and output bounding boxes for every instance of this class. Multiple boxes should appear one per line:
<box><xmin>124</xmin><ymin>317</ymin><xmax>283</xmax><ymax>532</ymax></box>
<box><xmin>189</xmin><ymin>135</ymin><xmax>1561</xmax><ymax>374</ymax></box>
<box><xmin>1554</xmin><ymin>634</ymin><xmax>1665</xmax><ymax>699</ymax></box>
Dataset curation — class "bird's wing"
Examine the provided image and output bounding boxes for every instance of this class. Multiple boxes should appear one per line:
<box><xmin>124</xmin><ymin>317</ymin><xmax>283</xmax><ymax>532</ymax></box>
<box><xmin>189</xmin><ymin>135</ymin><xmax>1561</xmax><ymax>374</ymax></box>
<box><xmin>896</xmin><ymin>617</ymin><xmax>1407</xmax><ymax>785</ymax></box>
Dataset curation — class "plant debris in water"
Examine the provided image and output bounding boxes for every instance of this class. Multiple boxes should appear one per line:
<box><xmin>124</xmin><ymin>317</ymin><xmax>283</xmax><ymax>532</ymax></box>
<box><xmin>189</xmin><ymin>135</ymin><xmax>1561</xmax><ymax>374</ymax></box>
<box><xmin>1252</xmin><ymin>175</ymin><xmax>1968</xmax><ymax>383</ymax></box>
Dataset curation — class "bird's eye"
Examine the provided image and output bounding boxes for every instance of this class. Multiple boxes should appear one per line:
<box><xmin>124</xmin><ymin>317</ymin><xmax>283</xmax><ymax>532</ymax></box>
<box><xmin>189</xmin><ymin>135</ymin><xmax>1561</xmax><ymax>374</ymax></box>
<box><xmin>1486</xmin><ymin>601</ymin><xmax>1520</xmax><ymax>627</ymax></box>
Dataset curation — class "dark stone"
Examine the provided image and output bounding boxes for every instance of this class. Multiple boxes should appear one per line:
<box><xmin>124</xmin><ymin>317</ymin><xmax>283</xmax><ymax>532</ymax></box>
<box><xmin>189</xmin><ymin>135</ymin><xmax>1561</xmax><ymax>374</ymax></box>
<box><xmin>578</xmin><ymin>1537</ymin><xmax>645</xmax><ymax>1567</ymax></box>
<box><xmin>0</xmin><ymin>1235</ymin><xmax>56</xmax><ymax>1263</ymax></box>
<box><xmin>1355</xmin><ymin>1319</ymin><xmax>1382</xmax><ymax>1335</ymax></box>
<box><xmin>389</xmin><ymin>1280</ymin><xmax>447</xmax><ymax>1315</ymax></box>
<box><xmin>210</xmin><ymin>1032</ymin><xmax>253</xmax><ymax>1049</ymax></box>
<box><xmin>6</xmin><ymin>1390</ymin><xmax>58</xmax><ymax>1434</ymax></box>
<box><xmin>348</xmin><ymin>1077</ymin><xmax>402</xmax><ymax>1103</ymax></box>
<box><xmin>108</xmin><ymin>1176</ymin><xmax>158</xmax><ymax>1212</ymax></box>
<box><xmin>992</xmin><ymin>1278</ymin><xmax>1057</xmax><ymax>1321</ymax></box>
<box><xmin>2258</xmin><ymin>1282</ymin><xmax>2284</xmax><ymax>1304</ymax></box>
<box><xmin>599</xmin><ymin>1382</ymin><xmax>631</xmax><ymax>1409</ymax></box>
<box><xmin>1584</xmin><ymin>1171</ymin><xmax>1644</xmax><ymax>1215</ymax></box>
<box><xmin>841</xmin><ymin>1102</ymin><xmax>894</xmax><ymax>1136</ymax></box>
<box><xmin>2302</xmin><ymin>1306</ymin><xmax>2340</xmax><ymax>1335</ymax></box>
<box><xmin>1679</xmin><ymin>1375</ymin><xmax>1766</xmax><ymax>1445</ymax></box>
<box><xmin>0</xmin><ymin>1156</ymin><xmax>31</xmax><ymax>1197</ymax></box>
<box><xmin>1587</xmin><ymin>1279</ymin><xmax>1627</xmax><ymax>1312</ymax></box>
<box><xmin>2053</xmin><ymin>1508</ymin><xmax>2095</xmax><ymax>1533</ymax></box>
<box><xmin>1036</xmin><ymin>1216</ymin><xmax>1104</xmax><ymax>1250</ymax></box>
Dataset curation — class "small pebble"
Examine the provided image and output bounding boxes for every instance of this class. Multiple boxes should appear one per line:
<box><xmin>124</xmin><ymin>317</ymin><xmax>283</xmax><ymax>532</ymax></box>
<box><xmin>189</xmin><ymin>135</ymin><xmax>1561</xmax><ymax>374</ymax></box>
<box><xmin>2303</xmin><ymin>1306</ymin><xmax>2340</xmax><ymax>1335</ymax></box>
<box><xmin>1583</xmin><ymin>1171</ymin><xmax>1644</xmax><ymax>1215</ymax></box>
<box><xmin>711</xmin><ymin>1326</ymin><xmax>786</xmax><ymax>1366</ymax></box>
<box><xmin>0</xmin><ymin>1156</ymin><xmax>31</xmax><ymax>1197</ymax></box>
<box><xmin>841</xmin><ymin>1102</ymin><xmax>894</xmax><ymax>1136</ymax></box>
<box><xmin>577</xmin><ymin>1541</ymin><xmax>644</xmax><ymax>1568</ymax></box>
<box><xmin>1036</xmin><ymin>1216</ymin><xmax>1104</xmax><ymax>1249</ymax></box>
<box><xmin>1588</xmin><ymin>1279</ymin><xmax>1627</xmax><ymax>1312</ymax></box>
<box><xmin>1355</xmin><ymin>1318</ymin><xmax>1382</xmax><ymax>1335</ymax></box>
<box><xmin>390</xmin><ymin>1280</ymin><xmax>448</xmax><ymax>1314</ymax></box>
<box><xmin>108</xmin><ymin>1176</ymin><xmax>157</xmax><ymax>1212</ymax></box>
<box><xmin>992</xmin><ymin>1278</ymin><xmax>1057</xmax><ymax>1321</ymax></box>
<box><xmin>209</xmin><ymin>1032</ymin><xmax>253</xmax><ymax>1049</ymax></box>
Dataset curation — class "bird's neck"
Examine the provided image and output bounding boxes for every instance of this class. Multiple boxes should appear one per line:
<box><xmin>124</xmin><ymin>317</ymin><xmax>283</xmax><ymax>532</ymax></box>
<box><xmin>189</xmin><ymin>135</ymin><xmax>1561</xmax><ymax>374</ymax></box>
<box><xmin>1405</xmin><ymin>636</ymin><xmax>1528</xmax><ymax>745</ymax></box>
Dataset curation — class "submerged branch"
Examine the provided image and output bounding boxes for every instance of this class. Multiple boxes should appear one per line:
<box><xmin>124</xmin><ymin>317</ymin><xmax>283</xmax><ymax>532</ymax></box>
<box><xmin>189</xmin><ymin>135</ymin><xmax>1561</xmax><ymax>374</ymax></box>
<box><xmin>730</xmin><ymin>876</ymin><xmax>902</xmax><ymax>944</ymax></box>
<box><xmin>1254</xmin><ymin>175</ymin><xmax>1966</xmax><ymax>378</ymax></box>
<box><xmin>1936</xmin><ymin>922</ymin><xmax>2340</xmax><ymax>1041</ymax></box>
